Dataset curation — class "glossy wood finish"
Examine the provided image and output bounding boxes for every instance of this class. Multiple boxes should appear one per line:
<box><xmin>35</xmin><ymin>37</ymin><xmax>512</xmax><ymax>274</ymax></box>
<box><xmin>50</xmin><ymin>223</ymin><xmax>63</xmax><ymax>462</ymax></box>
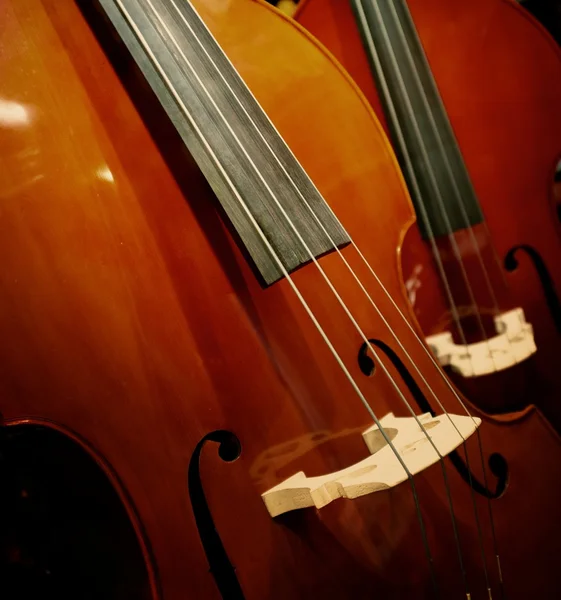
<box><xmin>1</xmin><ymin>0</ymin><xmax>561</xmax><ymax>598</ymax></box>
<box><xmin>297</xmin><ymin>0</ymin><xmax>561</xmax><ymax>428</ymax></box>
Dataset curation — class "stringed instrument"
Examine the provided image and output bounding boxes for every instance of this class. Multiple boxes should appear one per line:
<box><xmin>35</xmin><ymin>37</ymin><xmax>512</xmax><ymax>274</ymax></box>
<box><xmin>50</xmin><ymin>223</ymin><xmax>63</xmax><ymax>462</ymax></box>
<box><xmin>296</xmin><ymin>0</ymin><xmax>561</xmax><ymax>432</ymax></box>
<box><xmin>1</xmin><ymin>0</ymin><xmax>560</xmax><ymax>598</ymax></box>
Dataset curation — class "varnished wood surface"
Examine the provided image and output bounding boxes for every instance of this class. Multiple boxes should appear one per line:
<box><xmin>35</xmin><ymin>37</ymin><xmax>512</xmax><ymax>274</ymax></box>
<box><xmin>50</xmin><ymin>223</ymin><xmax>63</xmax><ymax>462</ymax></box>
<box><xmin>1</xmin><ymin>0</ymin><xmax>560</xmax><ymax>598</ymax></box>
<box><xmin>297</xmin><ymin>0</ymin><xmax>561</xmax><ymax>428</ymax></box>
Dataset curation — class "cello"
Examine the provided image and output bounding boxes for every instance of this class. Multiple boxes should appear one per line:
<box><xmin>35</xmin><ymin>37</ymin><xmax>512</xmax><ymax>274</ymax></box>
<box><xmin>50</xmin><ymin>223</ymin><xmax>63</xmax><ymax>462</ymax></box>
<box><xmin>296</xmin><ymin>0</ymin><xmax>561</xmax><ymax>432</ymax></box>
<box><xmin>0</xmin><ymin>0</ymin><xmax>560</xmax><ymax>598</ymax></box>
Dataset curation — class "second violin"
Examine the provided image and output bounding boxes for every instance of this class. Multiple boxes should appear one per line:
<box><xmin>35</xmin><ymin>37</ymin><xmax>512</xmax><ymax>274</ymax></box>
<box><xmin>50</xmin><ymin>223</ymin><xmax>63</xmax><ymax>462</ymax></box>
<box><xmin>296</xmin><ymin>0</ymin><xmax>561</xmax><ymax>430</ymax></box>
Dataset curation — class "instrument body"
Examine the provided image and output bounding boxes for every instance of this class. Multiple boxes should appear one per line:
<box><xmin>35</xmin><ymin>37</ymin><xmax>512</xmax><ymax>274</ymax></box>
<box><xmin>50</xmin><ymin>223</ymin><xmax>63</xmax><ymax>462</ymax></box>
<box><xmin>0</xmin><ymin>0</ymin><xmax>560</xmax><ymax>598</ymax></box>
<box><xmin>297</xmin><ymin>0</ymin><xmax>561</xmax><ymax>426</ymax></box>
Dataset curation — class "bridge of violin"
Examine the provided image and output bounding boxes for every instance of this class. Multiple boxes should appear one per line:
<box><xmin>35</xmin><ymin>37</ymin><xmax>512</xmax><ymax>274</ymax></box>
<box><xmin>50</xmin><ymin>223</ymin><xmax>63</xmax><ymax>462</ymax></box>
<box><xmin>426</xmin><ymin>307</ymin><xmax>536</xmax><ymax>378</ymax></box>
<box><xmin>262</xmin><ymin>412</ymin><xmax>480</xmax><ymax>517</ymax></box>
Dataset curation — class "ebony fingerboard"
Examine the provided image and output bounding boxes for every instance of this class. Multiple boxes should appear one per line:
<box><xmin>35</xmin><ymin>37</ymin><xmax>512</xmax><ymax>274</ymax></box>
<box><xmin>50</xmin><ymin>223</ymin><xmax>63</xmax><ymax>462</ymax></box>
<box><xmin>351</xmin><ymin>0</ymin><xmax>484</xmax><ymax>239</ymax></box>
<box><xmin>97</xmin><ymin>0</ymin><xmax>349</xmax><ymax>285</ymax></box>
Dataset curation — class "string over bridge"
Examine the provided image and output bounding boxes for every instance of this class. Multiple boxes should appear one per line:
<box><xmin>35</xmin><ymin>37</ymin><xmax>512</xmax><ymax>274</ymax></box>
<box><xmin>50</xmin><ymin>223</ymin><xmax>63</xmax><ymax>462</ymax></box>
<box><xmin>262</xmin><ymin>412</ymin><xmax>480</xmax><ymax>517</ymax></box>
<box><xmin>426</xmin><ymin>308</ymin><xmax>536</xmax><ymax>378</ymax></box>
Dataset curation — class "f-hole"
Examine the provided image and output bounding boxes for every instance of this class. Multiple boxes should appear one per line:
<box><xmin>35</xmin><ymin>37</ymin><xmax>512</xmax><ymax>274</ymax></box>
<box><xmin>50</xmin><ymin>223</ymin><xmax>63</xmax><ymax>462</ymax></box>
<box><xmin>188</xmin><ymin>430</ymin><xmax>245</xmax><ymax>600</ymax></box>
<box><xmin>357</xmin><ymin>339</ymin><xmax>508</xmax><ymax>499</ymax></box>
<box><xmin>505</xmin><ymin>245</ymin><xmax>561</xmax><ymax>335</ymax></box>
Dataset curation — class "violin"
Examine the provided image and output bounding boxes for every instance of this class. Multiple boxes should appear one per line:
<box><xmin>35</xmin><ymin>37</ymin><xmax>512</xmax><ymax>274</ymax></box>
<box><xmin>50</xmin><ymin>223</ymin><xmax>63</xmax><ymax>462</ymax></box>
<box><xmin>1</xmin><ymin>0</ymin><xmax>560</xmax><ymax>598</ymax></box>
<box><xmin>296</xmin><ymin>0</ymin><xmax>561</xmax><ymax>432</ymax></box>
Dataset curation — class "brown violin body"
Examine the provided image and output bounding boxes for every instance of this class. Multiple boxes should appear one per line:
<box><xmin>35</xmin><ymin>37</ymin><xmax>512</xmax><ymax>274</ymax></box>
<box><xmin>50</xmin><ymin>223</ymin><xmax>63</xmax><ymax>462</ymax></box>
<box><xmin>297</xmin><ymin>0</ymin><xmax>561</xmax><ymax>429</ymax></box>
<box><xmin>1</xmin><ymin>0</ymin><xmax>560</xmax><ymax>598</ymax></box>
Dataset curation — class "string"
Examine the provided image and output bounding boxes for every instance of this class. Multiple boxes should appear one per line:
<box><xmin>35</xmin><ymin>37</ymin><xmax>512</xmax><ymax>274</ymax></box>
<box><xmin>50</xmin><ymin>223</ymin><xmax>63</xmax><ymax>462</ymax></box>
<box><xmin>161</xmin><ymin>0</ymin><xmax>508</xmax><ymax>584</ymax></box>
<box><xmin>384</xmin><ymin>2</ymin><xmax>512</xmax><ymax>595</ymax></box>
<box><xmin>151</xmin><ymin>0</ymin><xmax>460</xmax><ymax>449</ymax></box>
<box><xmin>383</xmin><ymin>0</ymin><xmax>508</xmax><ymax>590</ymax></box>
<box><xmin>111</xmin><ymin>0</ymin><xmax>513</xmax><ymax>592</ymax></box>
<box><xmin>111</xmin><ymin>0</ymin><xmax>439</xmax><ymax>591</ymax></box>
<box><xmin>388</xmin><ymin>0</ymin><xmax>524</xmax><ymax>369</ymax></box>
<box><xmin>391</xmin><ymin>0</ymin><xmax>524</xmax><ymax>307</ymax></box>
<box><xmin>154</xmin><ymin>2</ymin><xmax>524</xmax><ymax>596</ymax></box>
<box><xmin>356</xmin><ymin>0</ymin><xmax>504</xmax><ymax>594</ymax></box>
<box><xmin>353</xmin><ymin>0</ymin><xmax>494</xmax><ymax>592</ymax></box>
<box><xmin>373</xmin><ymin>0</ymin><xmax>503</xmax><ymax>377</ymax></box>
<box><xmin>395</xmin><ymin>0</ymin><xmax>529</xmax><ymax>373</ymax></box>
<box><xmin>155</xmin><ymin>0</ymin><xmax>491</xmax><ymax>457</ymax></box>
<box><xmin>352</xmin><ymin>1</ymin><xmax>494</xmax><ymax>593</ymax></box>
<box><xmin>148</xmin><ymin>0</ymin><xmax>476</xmax><ymax>448</ymax></box>
<box><xmin>147</xmin><ymin>0</ymin><xmax>477</xmax><ymax>591</ymax></box>
<box><xmin>351</xmin><ymin>1</ymin><xmax>476</xmax><ymax>376</ymax></box>
<box><xmin>351</xmin><ymin>0</ymin><xmax>506</xmax><ymax>486</ymax></box>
